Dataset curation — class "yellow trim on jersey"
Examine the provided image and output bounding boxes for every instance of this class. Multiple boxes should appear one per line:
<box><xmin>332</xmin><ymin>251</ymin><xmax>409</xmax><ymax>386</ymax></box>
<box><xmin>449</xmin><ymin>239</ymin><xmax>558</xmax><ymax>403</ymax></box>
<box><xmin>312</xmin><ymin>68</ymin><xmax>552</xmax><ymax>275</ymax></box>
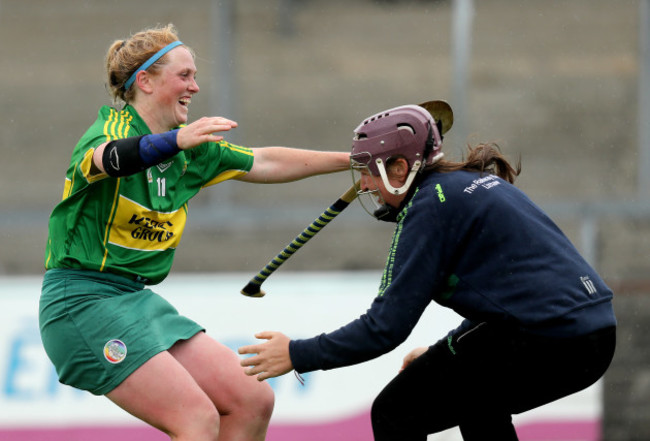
<box><xmin>100</xmin><ymin>178</ymin><xmax>122</xmax><ymax>271</ymax></box>
<box><xmin>122</xmin><ymin>110</ymin><xmax>133</xmax><ymax>136</ymax></box>
<box><xmin>104</xmin><ymin>108</ymin><xmax>115</xmax><ymax>140</ymax></box>
<box><xmin>62</xmin><ymin>178</ymin><xmax>72</xmax><ymax>200</ymax></box>
<box><xmin>80</xmin><ymin>148</ymin><xmax>108</xmax><ymax>183</ymax></box>
<box><xmin>203</xmin><ymin>169</ymin><xmax>249</xmax><ymax>188</ymax></box>
<box><xmin>117</xmin><ymin>112</ymin><xmax>127</xmax><ymax>138</ymax></box>
<box><xmin>104</xmin><ymin>108</ymin><xmax>134</xmax><ymax>142</ymax></box>
<box><xmin>45</xmin><ymin>238</ymin><xmax>52</xmax><ymax>269</ymax></box>
<box><xmin>105</xmin><ymin>108</ymin><xmax>119</xmax><ymax>140</ymax></box>
<box><xmin>62</xmin><ymin>161</ymin><xmax>79</xmax><ymax>201</ymax></box>
<box><xmin>223</xmin><ymin>143</ymin><xmax>254</xmax><ymax>156</ymax></box>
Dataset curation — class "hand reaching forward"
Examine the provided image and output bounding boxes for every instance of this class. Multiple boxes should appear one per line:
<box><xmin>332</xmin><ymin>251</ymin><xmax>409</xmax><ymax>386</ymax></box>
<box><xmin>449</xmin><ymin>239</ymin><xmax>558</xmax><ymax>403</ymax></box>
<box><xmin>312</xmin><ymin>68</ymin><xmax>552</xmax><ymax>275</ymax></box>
<box><xmin>176</xmin><ymin>116</ymin><xmax>238</xmax><ymax>150</ymax></box>
<box><xmin>400</xmin><ymin>346</ymin><xmax>428</xmax><ymax>372</ymax></box>
<box><xmin>238</xmin><ymin>331</ymin><xmax>294</xmax><ymax>381</ymax></box>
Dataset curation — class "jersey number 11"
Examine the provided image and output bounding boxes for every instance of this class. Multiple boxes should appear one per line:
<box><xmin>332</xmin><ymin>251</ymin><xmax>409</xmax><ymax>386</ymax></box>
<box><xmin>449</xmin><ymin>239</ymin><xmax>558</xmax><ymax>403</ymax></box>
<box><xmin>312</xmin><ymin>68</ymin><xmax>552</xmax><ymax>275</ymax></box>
<box><xmin>156</xmin><ymin>177</ymin><xmax>166</xmax><ymax>197</ymax></box>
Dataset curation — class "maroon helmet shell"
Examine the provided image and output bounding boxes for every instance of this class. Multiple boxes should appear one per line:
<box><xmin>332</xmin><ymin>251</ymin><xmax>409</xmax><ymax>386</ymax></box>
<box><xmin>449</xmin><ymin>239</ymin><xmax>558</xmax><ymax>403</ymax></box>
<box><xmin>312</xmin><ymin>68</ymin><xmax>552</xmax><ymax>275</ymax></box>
<box><xmin>350</xmin><ymin>104</ymin><xmax>442</xmax><ymax>176</ymax></box>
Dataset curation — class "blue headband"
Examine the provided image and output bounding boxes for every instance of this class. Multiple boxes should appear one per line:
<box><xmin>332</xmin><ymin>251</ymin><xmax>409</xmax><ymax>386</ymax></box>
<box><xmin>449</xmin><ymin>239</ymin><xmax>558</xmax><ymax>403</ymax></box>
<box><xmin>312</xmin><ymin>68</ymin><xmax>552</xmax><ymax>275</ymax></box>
<box><xmin>124</xmin><ymin>40</ymin><xmax>184</xmax><ymax>90</ymax></box>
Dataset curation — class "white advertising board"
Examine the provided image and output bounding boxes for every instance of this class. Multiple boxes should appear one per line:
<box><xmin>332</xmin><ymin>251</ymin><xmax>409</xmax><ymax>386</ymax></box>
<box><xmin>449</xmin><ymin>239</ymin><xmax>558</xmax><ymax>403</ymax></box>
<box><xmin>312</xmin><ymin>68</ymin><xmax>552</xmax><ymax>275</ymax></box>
<box><xmin>0</xmin><ymin>272</ymin><xmax>600</xmax><ymax>440</ymax></box>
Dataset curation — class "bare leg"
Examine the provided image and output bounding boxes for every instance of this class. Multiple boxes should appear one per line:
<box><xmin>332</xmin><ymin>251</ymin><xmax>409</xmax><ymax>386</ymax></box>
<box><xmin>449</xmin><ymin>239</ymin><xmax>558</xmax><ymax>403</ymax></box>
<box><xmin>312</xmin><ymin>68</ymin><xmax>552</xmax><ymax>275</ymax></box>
<box><xmin>105</xmin><ymin>332</ymin><xmax>274</xmax><ymax>441</ymax></box>
<box><xmin>106</xmin><ymin>350</ymin><xmax>221</xmax><ymax>441</ymax></box>
<box><xmin>169</xmin><ymin>332</ymin><xmax>275</xmax><ymax>441</ymax></box>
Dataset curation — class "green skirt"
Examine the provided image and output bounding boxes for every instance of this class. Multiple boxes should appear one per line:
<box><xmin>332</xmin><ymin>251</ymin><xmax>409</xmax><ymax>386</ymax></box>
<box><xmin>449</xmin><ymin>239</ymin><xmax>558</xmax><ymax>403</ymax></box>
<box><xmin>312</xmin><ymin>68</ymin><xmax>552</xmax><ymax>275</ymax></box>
<box><xmin>39</xmin><ymin>268</ymin><xmax>203</xmax><ymax>395</ymax></box>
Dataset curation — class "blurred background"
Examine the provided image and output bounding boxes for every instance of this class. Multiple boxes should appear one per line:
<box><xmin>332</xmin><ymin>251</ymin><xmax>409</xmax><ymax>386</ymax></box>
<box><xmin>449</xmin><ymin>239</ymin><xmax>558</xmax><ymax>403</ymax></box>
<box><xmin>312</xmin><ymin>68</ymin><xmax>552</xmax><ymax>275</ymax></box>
<box><xmin>0</xmin><ymin>0</ymin><xmax>648</xmax><ymax>439</ymax></box>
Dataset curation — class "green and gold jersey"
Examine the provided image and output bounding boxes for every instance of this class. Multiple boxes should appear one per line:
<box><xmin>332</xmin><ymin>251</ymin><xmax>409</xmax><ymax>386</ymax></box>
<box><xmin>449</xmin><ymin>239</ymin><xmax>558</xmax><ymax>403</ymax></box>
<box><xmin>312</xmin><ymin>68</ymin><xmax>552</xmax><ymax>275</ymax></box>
<box><xmin>45</xmin><ymin>105</ymin><xmax>254</xmax><ymax>284</ymax></box>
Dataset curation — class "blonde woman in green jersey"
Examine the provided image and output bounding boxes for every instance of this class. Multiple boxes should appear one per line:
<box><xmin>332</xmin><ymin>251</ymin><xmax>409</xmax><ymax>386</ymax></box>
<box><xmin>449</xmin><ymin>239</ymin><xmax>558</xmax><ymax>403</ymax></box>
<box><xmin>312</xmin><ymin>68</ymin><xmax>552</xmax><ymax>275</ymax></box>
<box><xmin>39</xmin><ymin>24</ymin><xmax>349</xmax><ymax>441</ymax></box>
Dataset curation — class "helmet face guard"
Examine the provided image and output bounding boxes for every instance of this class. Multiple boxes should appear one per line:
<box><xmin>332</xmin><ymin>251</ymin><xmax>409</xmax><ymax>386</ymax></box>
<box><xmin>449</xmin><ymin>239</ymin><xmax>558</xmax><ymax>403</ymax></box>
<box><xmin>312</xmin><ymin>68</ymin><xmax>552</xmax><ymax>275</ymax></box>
<box><xmin>349</xmin><ymin>165</ymin><xmax>386</xmax><ymax>218</ymax></box>
<box><xmin>350</xmin><ymin>102</ymin><xmax>452</xmax><ymax>202</ymax></box>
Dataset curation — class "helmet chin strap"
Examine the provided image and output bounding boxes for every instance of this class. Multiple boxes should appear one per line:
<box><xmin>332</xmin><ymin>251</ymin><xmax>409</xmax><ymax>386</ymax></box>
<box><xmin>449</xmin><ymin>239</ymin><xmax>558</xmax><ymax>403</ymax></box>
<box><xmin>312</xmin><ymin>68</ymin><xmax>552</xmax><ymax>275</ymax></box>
<box><xmin>371</xmin><ymin>152</ymin><xmax>445</xmax><ymax>222</ymax></box>
<box><xmin>375</xmin><ymin>158</ymin><xmax>422</xmax><ymax>195</ymax></box>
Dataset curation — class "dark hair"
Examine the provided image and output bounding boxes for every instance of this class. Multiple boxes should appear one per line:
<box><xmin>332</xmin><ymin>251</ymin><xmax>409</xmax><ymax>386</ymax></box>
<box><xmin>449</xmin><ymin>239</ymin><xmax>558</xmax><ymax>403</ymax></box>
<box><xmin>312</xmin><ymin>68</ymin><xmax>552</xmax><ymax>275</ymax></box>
<box><xmin>428</xmin><ymin>142</ymin><xmax>521</xmax><ymax>184</ymax></box>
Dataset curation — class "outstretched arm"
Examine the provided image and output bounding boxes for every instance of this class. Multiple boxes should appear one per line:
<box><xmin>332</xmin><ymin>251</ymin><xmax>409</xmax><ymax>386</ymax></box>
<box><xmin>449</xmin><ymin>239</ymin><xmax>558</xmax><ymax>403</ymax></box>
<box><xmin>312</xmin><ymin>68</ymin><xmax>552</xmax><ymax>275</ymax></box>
<box><xmin>91</xmin><ymin>116</ymin><xmax>238</xmax><ymax>176</ymax></box>
<box><xmin>238</xmin><ymin>147</ymin><xmax>350</xmax><ymax>183</ymax></box>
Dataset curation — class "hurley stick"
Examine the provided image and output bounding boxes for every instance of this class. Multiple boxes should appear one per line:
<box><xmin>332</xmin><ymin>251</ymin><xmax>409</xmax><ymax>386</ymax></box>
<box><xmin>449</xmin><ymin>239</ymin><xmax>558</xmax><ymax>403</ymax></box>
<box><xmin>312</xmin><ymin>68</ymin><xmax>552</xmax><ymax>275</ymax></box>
<box><xmin>241</xmin><ymin>181</ymin><xmax>359</xmax><ymax>297</ymax></box>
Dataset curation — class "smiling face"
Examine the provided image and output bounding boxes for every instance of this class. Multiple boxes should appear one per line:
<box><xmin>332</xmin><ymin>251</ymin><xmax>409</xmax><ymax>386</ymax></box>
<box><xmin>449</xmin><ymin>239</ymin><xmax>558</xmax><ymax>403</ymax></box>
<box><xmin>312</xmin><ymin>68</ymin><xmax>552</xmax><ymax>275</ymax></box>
<box><xmin>361</xmin><ymin>166</ymin><xmax>407</xmax><ymax>208</ymax></box>
<box><xmin>354</xmin><ymin>158</ymin><xmax>409</xmax><ymax>217</ymax></box>
<box><xmin>133</xmin><ymin>46</ymin><xmax>199</xmax><ymax>133</ymax></box>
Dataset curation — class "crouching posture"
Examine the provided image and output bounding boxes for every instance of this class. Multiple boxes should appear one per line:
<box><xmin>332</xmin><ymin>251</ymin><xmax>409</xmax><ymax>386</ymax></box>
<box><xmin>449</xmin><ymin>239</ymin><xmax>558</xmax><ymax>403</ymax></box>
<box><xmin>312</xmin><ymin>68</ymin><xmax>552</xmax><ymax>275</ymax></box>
<box><xmin>239</xmin><ymin>101</ymin><xmax>616</xmax><ymax>440</ymax></box>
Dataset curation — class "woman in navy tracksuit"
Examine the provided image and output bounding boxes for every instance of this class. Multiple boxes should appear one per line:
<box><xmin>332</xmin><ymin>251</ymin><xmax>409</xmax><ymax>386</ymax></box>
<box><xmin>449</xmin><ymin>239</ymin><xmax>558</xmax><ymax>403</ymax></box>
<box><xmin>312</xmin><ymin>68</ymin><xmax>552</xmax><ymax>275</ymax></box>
<box><xmin>239</xmin><ymin>102</ymin><xmax>616</xmax><ymax>440</ymax></box>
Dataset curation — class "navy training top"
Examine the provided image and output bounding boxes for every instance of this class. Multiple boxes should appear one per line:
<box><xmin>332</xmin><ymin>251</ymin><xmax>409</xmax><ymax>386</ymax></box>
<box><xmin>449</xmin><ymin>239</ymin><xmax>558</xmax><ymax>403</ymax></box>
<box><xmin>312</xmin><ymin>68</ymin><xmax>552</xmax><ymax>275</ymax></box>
<box><xmin>289</xmin><ymin>170</ymin><xmax>616</xmax><ymax>373</ymax></box>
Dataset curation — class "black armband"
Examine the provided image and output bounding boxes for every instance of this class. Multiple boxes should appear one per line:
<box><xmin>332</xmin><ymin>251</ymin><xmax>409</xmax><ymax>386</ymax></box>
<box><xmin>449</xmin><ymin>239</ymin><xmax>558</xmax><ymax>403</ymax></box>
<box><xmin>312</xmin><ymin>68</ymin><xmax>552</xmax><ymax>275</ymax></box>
<box><xmin>102</xmin><ymin>135</ymin><xmax>146</xmax><ymax>177</ymax></box>
<box><xmin>101</xmin><ymin>130</ymin><xmax>180</xmax><ymax>177</ymax></box>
